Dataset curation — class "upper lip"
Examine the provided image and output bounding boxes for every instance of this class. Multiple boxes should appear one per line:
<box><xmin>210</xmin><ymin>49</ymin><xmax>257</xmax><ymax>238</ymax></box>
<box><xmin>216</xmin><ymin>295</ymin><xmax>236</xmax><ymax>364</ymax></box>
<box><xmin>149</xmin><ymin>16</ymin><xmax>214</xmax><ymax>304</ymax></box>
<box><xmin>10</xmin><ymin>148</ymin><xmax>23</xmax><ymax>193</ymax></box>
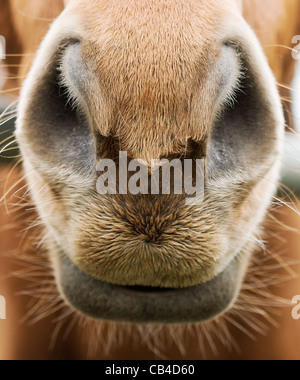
<box><xmin>58</xmin><ymin>253</ymin><xmax>243</xmax><ymax>324</ymax></box>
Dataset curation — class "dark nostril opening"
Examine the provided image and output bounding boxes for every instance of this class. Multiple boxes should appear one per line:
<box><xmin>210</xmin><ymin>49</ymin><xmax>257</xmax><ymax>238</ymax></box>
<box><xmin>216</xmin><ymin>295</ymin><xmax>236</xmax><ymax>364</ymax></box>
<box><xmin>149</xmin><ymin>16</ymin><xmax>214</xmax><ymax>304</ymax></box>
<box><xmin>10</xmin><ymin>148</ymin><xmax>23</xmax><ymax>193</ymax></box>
<box><xmin>97</xmin><ymin>134</ymin><xmax>119</xmax><ymax>160</ymax></box>
<box><xmin>159</xmin><ymin>138</ymin><xmax>206</xmax><ymax>161</ymax></box>
<box><xmin>186</xmin><ymin>138</ymin><xmax>207</xmax><ymax>159</ymax></box>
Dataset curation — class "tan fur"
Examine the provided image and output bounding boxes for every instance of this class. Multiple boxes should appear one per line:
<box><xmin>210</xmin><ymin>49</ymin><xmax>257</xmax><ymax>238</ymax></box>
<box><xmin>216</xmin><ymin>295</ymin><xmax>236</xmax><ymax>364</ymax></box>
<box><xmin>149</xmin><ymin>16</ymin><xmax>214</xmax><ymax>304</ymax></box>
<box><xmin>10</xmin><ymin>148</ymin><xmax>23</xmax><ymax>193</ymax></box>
<box><xmin>16</xmin><ymin>0</ymin><xmax>283</xmax><ymax>289</ymax></box>
<box><xmin>2</xmin><ymin>0</ymin><xmax>299</xmax><ymax>96</ymax></box>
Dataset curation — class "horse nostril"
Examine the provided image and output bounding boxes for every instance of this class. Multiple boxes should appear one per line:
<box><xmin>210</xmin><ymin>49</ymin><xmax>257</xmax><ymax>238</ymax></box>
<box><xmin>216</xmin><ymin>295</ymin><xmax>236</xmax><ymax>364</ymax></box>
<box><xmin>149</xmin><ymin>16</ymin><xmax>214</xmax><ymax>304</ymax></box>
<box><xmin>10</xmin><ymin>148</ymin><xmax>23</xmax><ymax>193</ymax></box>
<box><xmin>186</xmin><ymin>139</ymin><xmax>207</xmax><ymax>159</ymax></box>
<box><xmin>158</xmin><ymin>138</ymin><xmax>206</xmax><ymax>162</ymax></box>
<box><xmin>206</xmin><ymin>43</ymin><xmax>282</xmax><ymax>185</ymax></box>
<box><xmin>16</xmin><ymin>42</ymin><xmax>96</xmax><ymax>183</ymax></box>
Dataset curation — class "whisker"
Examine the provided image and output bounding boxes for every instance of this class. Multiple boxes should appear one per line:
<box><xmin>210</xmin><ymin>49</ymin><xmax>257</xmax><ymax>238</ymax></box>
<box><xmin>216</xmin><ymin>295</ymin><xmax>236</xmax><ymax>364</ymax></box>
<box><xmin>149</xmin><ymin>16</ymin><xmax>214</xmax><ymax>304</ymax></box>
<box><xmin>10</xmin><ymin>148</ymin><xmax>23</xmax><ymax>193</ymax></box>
<box><xmin>0</xmin><ymin>75</ymin><xmax>27</xmax><ymax>80</ymax></box>
<box><xmin>281</xmin><ymin>97</ymin><xmax>294</xmax><ymax>104</ymax></box>
<box><xmin>0</xmin><ymin>114</ymin><xmax>17</xmax><ymax>127</ymax></box>
<box><xmin>271</xmin><ymin>195</ymin><xmax>300</xmax><ymax>217</ymax></box>
<box><xmin>0</xmin><ymin>87</ymin><xmax>22</xmax><ymax>94</ymax></box>
<box><xmin>4</xmin><ymin>53</ymin><xmax>35</xmax><ymax>57</ymax></box>
<box><xmin>223</xmin><ymin>315</ymin><xmax>256</xmax><ymax>341</ymax></box>
<box><xmin>0</xmin><ymin>134</ymin><xmax>16</xmax><ymax>146</ymax></box>
<box><xmin>0</xmin><ymin>99</ymin><xmax>19</xmax><ymax>116</ymax></box>
<box><xmin>0</xmin><ymin>139</ymin><xmax>17</xmax><ymax>154</ymax></box>
<box><xmin>277</xmin><ymin>82</ymin><xmax>298</xmax><ymax>93</ymax></box>
<box><xmin>264</xmin><ymin>44</ymin><xmax>294</xmax><ymax>51</ymax></box>
<box><xmin>0</xmin><ymin>64</ymin><xmax>28</xmax><ymax>68</ymax></box>
<box><xmin>16</xmin><ymin>9</ymin><xmax>54</xmax><ymax>22</ymax></box>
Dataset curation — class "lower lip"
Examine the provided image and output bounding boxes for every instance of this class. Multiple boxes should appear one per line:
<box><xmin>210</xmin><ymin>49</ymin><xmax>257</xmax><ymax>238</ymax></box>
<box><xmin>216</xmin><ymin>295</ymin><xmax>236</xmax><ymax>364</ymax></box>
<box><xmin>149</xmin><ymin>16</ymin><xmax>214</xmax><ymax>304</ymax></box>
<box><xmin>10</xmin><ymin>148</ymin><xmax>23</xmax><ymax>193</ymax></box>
<box><xmin>58</xmin><ymin>253</ymin><xmax>243</xmax><ymax>324</ymax></box>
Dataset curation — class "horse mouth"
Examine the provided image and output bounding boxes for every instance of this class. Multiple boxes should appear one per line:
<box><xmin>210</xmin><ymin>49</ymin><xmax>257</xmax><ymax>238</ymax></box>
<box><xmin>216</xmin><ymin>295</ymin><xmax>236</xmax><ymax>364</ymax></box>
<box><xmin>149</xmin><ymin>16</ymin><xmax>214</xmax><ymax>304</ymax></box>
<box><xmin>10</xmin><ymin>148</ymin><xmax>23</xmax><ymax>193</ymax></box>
<box><xmin>57</xmin><ymin>253</ymin><xmax>246</xmax><ymax>324</ymax></box>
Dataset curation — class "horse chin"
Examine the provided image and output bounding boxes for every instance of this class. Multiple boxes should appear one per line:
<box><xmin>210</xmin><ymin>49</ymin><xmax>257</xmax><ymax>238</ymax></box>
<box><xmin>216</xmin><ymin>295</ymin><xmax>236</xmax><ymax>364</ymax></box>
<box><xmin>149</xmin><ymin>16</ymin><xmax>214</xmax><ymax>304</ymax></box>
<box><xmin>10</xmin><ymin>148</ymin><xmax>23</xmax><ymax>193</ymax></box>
<box><xmin>56</xmin><ymin>251</ymin><xmax>248</xmax><ymax>324</ymax></box>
